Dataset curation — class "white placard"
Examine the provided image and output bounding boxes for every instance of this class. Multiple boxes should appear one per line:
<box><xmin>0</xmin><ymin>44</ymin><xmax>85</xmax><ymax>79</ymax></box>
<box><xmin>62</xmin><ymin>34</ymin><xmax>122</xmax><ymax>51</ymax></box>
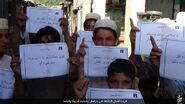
<box><xmin>86</xmin><ymin>88</ymin><xmax>143</xmax><ymax>99</ymax></box>
<box><xmin>26</xmin><ymin>7</ymin><xmax>63</xmax><ymax>33</ymax></box>
<box><xmin>20</xmin><ymin>43</ymin><xmax>69</xmax><ymax>79</ymax></box>
<box><xmin>76</xmin><ymin>31</ymin><xmax>95</xmax><ymax>51</ymax></box>
<box><xmin>0</xmin><ymin>69</ymin><xmax>15</xmax><ymax>99</ymax></box>
<box><xmin>85</xmin><ymin>46</ymin><xmax>128</xmax><ymax>77</ymax></box>
<box><xmin>135</xmin><ymin>22</ymin><xmax>185</xmax><ymax>55</ymax></box>
<box><xmin>160</xmin><ymin>39</ymin><xmax>185</xmax><ymax>81</ymax></box>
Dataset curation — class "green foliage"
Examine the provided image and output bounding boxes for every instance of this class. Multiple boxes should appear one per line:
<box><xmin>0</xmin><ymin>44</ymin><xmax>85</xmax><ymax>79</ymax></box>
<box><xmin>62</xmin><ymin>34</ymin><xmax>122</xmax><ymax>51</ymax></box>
<box><xmin>33</xmin><ymin>0</ymin><xmax>64</xmax><ymax>6</ymax></box>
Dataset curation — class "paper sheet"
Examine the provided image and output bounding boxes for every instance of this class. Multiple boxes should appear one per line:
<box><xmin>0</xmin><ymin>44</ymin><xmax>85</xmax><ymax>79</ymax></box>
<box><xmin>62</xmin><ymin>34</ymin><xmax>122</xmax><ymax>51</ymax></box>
<box><xmin>20</xmin><ymin>43</ymin><xmax>69</xmax><ymax>79</ymax></box>
<box><xmin>86</xmin><ymin>88</ymin><xmax>143</xmax><ymax>99</ymax></box>
<box><xmin>160</xmin><ymin>39</ymin><xmax>185</xmax><ymax>81</ymax></box>
<box><xmin>84</xmin><ymin>46</ymin><xmax>128</xmax><ymax>77</ymax></box>
<box><xmin>26</xmin><ymin>7</ymin><xmax>63</xmax><ymax>33</ymax></box>
<box><xmin>76</xmin><ymin>31</ymin><xmax>95</xmax><ymax>51</ymax></box>
<box><xmin>135</xmin><ymin>22</ymin><xmax>184</xmax><ymax>55</ymax></box>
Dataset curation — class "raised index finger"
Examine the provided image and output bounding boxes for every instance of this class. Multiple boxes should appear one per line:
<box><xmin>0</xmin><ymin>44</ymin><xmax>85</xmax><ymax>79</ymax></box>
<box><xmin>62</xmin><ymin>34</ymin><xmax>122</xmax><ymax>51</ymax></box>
<box><xmin>81</xmin><ymin>38</ymin><xmax>85</xmax><ymax>44</ymax></box>
<box><xmin>150</xmin><ymin>36</ymin><xmax>158</xmax><ymax>48</ymax></box>
<box><xmin>130</xmin><ymin>18</ymin><xmax>134</xmax><ymax>27</ymax></box>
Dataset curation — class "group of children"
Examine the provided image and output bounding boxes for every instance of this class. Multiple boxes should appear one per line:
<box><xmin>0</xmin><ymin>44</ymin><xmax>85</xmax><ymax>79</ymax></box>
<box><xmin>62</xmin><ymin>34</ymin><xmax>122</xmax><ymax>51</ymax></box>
<box><xmin>0</xmin><ymin>6</ymin><xmax>181</xmax><ymax>104</ymax></box>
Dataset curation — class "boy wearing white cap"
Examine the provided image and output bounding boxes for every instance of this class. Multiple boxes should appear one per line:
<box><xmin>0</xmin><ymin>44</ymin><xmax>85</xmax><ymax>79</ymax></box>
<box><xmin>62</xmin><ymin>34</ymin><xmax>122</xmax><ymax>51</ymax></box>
<box><xmin>0</xmin><ymin>18</ymin><xmax>11</xmax><ymax>70</ymax></box>
<box><xmin>92</xmin><ymin>19</ymin><xmax>118</xmax><ymax>46</ymax></box>
<box><xmin>0</xmin><ymin>18</ymin><xmax>15</xmax><ymax>99</ymax></box>
<box><xmin>88</xmin><ymin>19</ymin><xmax>119</xmax><ymax>88</ymax></box>
<box><xmin>83</xmin><ymin>13</ymin><xmax>101</xmax><ymax>31</ymax></box>
<box><xmin>72</xmin><ymin>19</ymin><xmax>138</xmax><ymax>98</ymax></box>
<box><xmin>60</xmin><ymin>13</ymin><xmax>101</xmax><ymax>56</ymax></box>
<box><xmin>70</xmin><ymin>19</ymin><xmax>120</xmax><ymax>88</ymax></box>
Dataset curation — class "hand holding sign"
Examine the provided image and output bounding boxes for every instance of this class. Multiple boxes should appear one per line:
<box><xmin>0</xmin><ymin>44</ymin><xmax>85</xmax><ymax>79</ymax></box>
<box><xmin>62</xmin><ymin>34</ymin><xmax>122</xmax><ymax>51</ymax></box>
<box><xmin>129</xmin><ymin>18</ymin><xmax>140</xmax><ymax>48</ymax></box>
<box><xmin>77</xmin><ymin>38</ymin><xmax>88</xmax><ymax>79</ymax></box>
<box><xmin>68</xmin><ymin>38</ymin><xmax>87</xmax><ymax>80</ymax></box>
<box><xmin>76</xmin><ymin>31</ymin><xmax>94</xmax><ymax>52</ymax></box>
<box><xmin>69</xmin><ymin>27</ymin><xmax>79</xmax><ymax>56</ymax></box>
<box><xmin>149</xmin><ymin>36</ymin><xmax>162</xmax><ymax>68</ymax></box>
<box><xmin>60</xmin><ymin>18</ymin><xmax>78</xmax><ymax>56</ymax></box>
<box><xmin>73</xmin><ymin>77</ymin><xmax>89</xmax><ymax>99</ymax></box>
<box><xmin>73</xmin><ymin>38</ymin><xmax>89</xmax><ymax>99</ymax></box>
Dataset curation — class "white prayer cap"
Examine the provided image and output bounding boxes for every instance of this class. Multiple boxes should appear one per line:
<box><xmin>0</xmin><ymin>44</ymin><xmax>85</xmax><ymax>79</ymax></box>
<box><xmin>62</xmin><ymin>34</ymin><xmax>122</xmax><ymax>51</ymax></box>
<box><xmin>85</xmin><ymin>13</ymin><xmax>101</xmax><ymax>20</ymax></box>
<box><xmin>0</xmin><ymin>18</ymin><xmax>8</xmax><ymax>29</ymax></box>
<box><xmin>95</xmin><ymin>19</ymin><xmax>117</xmax><ymax>32</ymax></box>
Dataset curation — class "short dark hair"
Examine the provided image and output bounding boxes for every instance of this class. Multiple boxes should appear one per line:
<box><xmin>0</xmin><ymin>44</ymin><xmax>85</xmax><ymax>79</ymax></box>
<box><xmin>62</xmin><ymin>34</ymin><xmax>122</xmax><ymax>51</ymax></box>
<box><xmin>35</xmin><ymin>26</ymin><xmax>60</xmax><ymax>43</ymax></box>
<box><xmin>93</xmin><ymin>27</ymin><xmax>118</xmax><ymax>40</ymax></box>
<box><xmin>107</xmin><ymin>59</ymin><xmax>136</xmax><ymax>80</ymax></box>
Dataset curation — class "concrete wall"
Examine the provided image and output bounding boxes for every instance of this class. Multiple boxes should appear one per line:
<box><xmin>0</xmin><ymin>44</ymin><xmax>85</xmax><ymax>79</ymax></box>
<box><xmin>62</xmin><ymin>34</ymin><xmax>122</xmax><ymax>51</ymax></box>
<box><xmin>74</xmin><ymin>0</ymin><xmax>91</xmax><ymax>31</ymax></box>
<box><xmin>145</xmin><ymin>0</ymin><xmax>174</xmax><ymax>19</ymax></box>
<box><xmin>93</xmin><ymin>0</ymin><xmax>106</xmax><ymax>19</ymax></box>
<box><xmin>74</xmin><ymin>0</ymin><xmax>106</xmax><ymax>31</ymax></box>
<box><xmin>124</xmin><ymin>0</ymin><xmax>146</xmax><ymax>55</ymax></box>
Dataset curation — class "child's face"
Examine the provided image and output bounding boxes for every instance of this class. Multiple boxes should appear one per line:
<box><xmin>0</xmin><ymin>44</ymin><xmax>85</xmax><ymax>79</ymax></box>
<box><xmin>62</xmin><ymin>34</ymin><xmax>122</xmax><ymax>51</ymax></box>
<box><xmin>38</xmin><ymin>34</ymin><xmax>55</xmax><ymax>43</ymax></box>
<box><xmin>108</xmin><ymin>72</ymin><xmax>133</xmax><ymax>89</ymax></box>
<box><xmin>0</xmin><ymin>29</ymin><xmax>9</xmax><ymax>55</ymax></box>
<box><xmin>84</xmin><ymin>19</ymin><xmax>96</xmax><ymax>31</ymax></box>
<box><xmin>93</xmin><ymin>29</ymin><xmax>117</xmax><ymax>46</ymax></box>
